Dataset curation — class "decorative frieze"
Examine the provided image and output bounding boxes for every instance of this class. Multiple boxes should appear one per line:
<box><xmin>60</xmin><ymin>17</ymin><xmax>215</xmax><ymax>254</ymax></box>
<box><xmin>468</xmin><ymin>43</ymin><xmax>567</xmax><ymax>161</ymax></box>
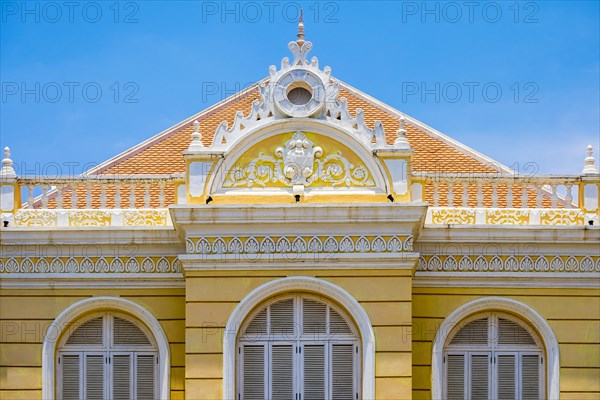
<box><xmin>12</xmin><ymin>209</ymin><xmax>170</xmax><ymax>228</ymax></box>
<box><xmin>185</xmin><ymin>235</ymin><xmax>414</xmax><ymax>256</ymax></box>
<box><xmin>0</xmin><ymin>256</ymin><xmax>181</xmax><ymax>274</ymax></box>
<box><xmin>426</xmin><ymin>207</ymin><xmax>586</xmax><ymax>226</ymax></box>
<box><xmin>418</xmin><ymin>255</ymin><xmax>599</xmax><ymax>273</ymax></box>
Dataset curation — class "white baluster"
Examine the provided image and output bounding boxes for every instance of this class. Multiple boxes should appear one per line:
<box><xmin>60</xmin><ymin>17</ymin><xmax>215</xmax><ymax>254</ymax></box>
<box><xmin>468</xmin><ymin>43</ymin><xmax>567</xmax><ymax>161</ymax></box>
<box><xmin>41</xmin><ymin>186</ymin><xmax>49</xmax><ymax>209</ymax></box>
<box><xmin>56</xmin><ymin>185</ymin><xmax>64</xmax><ymax>209</ymax></box>
<box><xmin>27</xmin><ymin>185</ymin><xmax>34</xmax><ymax>209</ymax></box>
<box><xmin>565</xmin><ymin>183</ymin><xmax>573</xmax><ymax>208</ymax></box>
<box><xmin>536</xmin><ymin>183</ymin><xmax>543</xmax><ymax>208</ymax></box>
<box><xmin>100</xmin><ymin>182</ymin><xmax>107</xmax><ymax>209</ymax></box>
<box><xmin>433</xmin><ymin>181</ymin><xmax>439</xmax><ymax>207</ymax></box>
<box><xmin>85</xmin><ymin>181</ymin><xmax>92</xmax><ymax>208</ymax></box>
<box><xmin>551</xmin><ymin>184</ymin><xmax>558</xmax><ymax>208</ymax></box>
<box><xmin>129</xmin><ymin>183</ymin><xmax>136</xmax><ymax>208</ymax></box>
<box><xmin>506</xmin><ymin>181</ymin><xmax>513</xmax><ymax>208</ymax></box>
<box><xmin>115</xmin><ymin>182</ymin><xmax>121</xmax><ymax>209</ymax></box>
<box><xmin>492</xmin><ymin>181</ymin><xmax>498</xmax><ymax>208</ymax></box>
<box><xmin>477</xmin><ymin>181</ymin><xmax>483</xmax><ymax>207</ymax></box>
<box><xmin>144</xmin><ymin>183</ymin><xmax>150</xmax><ymax>208</ymax></box>
<box><xmin>521</xmin><ymin>183</ymin><xmax>528</xmax><ymax>208</ymax></box>
<box><xmin>447</xmin><ymin>180</ymin><xmax>454</xmax><ymax>207</ymax></box>
<box><xmin>462</xmin><ymin>181</ymin><xmax>469</xmax><ymax>207</ymax></box>
<box><xmin>159</xmin><ymin>181</ymin><xmax>165</xmax><ymax>208</ymax></box>
<box><xmin>71</xmin><ymin>183</ymin><xmax>78</xmax><ymax>209</ymax></box>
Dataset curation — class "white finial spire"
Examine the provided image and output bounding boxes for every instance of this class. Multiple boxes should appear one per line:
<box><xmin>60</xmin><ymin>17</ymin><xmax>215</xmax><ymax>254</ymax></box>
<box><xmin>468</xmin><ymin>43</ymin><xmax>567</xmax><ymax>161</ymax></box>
<box><xmin>394</xmin><ymin>117</ymin><xmax>410</xmax><ymax>149</ymax></box>
<box><xmin>188</xmin><ymin>120</ymin><xmax>205</xmax><ymax>151</ymax></box>
<box><xmin>296</xmin><ymin>8</ymin><xmax>305</xmax><ymax>46</ymax></box>
<box><xmin>1</xmin><ymin>146</ymin><xmax>16</xmax><ymax>178</ymax></box>
<box><xmin>582</xmin><ymin>144</ymin><xmax>599</xmax><ymax>175</ymax></box>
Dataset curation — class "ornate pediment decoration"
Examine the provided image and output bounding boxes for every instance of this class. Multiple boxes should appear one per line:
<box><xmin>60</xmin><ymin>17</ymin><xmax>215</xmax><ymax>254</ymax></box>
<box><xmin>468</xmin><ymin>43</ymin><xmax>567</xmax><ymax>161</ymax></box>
<box><xmin>222</xmin><ymin>131</ymin><xmax>375</xmax><ymax>189</ymax></box>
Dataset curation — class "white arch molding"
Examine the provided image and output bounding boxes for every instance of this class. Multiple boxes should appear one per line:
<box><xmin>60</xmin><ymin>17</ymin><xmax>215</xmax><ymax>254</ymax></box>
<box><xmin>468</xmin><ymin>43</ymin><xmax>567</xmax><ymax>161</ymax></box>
<box><xmin>41</xmin><ymin>296</ymin><xmax>170</xmax><ymax>400</ymax></box>
<box><xmin>431</xmin><ymin>296</ymin><xmax>560</xmax><ymax>400</ymax></box>
<box><xmin>223</xmin><ymin>276</ymin><xmax>376</xmax><ymax>399</ymax></box>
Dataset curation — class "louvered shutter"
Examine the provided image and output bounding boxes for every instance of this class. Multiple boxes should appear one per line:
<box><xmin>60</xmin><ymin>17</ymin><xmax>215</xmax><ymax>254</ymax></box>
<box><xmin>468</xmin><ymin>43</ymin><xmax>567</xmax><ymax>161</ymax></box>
<box><xmin>271</xmin><ymin>345</ymin><xmax>294</xmax><ymax>400</ymax></box>
<box><xmin>446</xmin><ymin>354</ymin><xmax>465</xmax><ymax>400</ymax></box>
<box><xmin>243</xmin><ymin>345</ymin><xmax>265</xmax><ymax>400</ymax></box>
<box><xmin>451</xmin><ymin>318</ymin><xmax>489</xmax><ymax>345</ymax></box>
<box><xmin>303</xmin><ymin>345</ymin><xmax>325</xmax><ymax>400</ymax></box>
<box><xmin>331</xmin><ymin>344</ymin><xmax>354</xmax><ymax>400</ymax></box>
<box><xmin>245</xmin><ymin>308</ymin><xmax>267</xmax><ymax>339</ymax></box>
<box><xmin>521</xmin><ymin>354</ymin><xmax>540</xmax><ymax>400</ymax></box>
<box><xmin>67</xmin><ymin>317</ymin><xmax>103</xmax><ymax>345</ymax></box>
<box><xmin>497</xmin><ymin>354</ymin><xmax>516</xmax><ymax>400</ymax></box>
<box><xmin>136</xmin><ymin>354</ymin><xmax>156</xmax><ymax>400</ymax></box>
<box><xmin>61</xmin><ymin>354</ymin><xmax>80</xmax><ymax>400</ymax></box>
<box><xmin>85</xmin><ymin>354</ymin><xmax>105</xmax><ymax>400</ymax></box>
<box><xmin>303</xmin><ymin>299</ymin><xmax>327</xmax><ymax>337</ymax></box>
<box><xmin>470</xmin><ymin>354</ymin><xmax>489</xmax><ymax>400</ymax></box>
<box><xmin>498</xmin><ymin>319</ymin><xmax>536</xmax><ymax>346</ymax></box>
<box><xmin>113</xmin><ymin>354</ymin><xmax>131</xmax><ymax>400</ymax></box>
<box><xmin>270</xmin><ymin>299</ymin><xmax>294</xmax><ymax>338</ymax></box>
<box><xmin>114</xmin><ymin>316</ymin><xmax>151</xmax><ymax>346</ymax></box>
<box><xmin>329</xmin><ymin>309</ymin><xmax>352</xmax><ymax>336</ymax></box>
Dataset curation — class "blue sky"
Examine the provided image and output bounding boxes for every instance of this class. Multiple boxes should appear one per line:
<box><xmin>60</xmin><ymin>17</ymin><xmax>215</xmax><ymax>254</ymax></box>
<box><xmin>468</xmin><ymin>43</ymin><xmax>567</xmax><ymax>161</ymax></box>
<box><xmin>1</xmin><ymin>0</ymin><xmax>598</xmax><ymax>176</ymax></box>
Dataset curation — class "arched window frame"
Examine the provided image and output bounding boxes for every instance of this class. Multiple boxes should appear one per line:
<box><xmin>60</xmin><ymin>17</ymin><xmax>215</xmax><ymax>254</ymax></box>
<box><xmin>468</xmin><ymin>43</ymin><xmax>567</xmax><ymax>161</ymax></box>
<box><xmin>42</xmin><ymin>297</ymin><xmax>170</xmax><ymax>400</ymax></box>
<box><xmin>223</xmin><ymin>276</ymin><xmax>375</xmax><ymax>400</ymax></box>
<box><xmin>431</xmin><ymin>297</ymin><xmax>560</xmax><ymax>400</ymax></box>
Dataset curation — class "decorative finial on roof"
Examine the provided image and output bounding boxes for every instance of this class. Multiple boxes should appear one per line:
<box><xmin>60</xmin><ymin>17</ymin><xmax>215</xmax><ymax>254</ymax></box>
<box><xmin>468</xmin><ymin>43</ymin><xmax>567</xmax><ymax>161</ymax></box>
<box><xmin>296</xmin><ymin>8</ymin><xmax>305</xmax><ymax>46</ymax></box>
<box><xmin>394</xmin><ymin>117</ymin><xmax>410</xmax><ymax>149</ymax></box>
<box><xmin>1</xmin><ymin>146</ymin><xmax>16</xmax><ymax>178</ymax></box>
<box><xmin>581</xmin><ymin>144</ymin><xmax>599</xmax><ymax>175</ymax></box>
<box><xmin>188</xmin><ymin>120</ymin><xmax>205</xmax><ymax>151</ymax></box>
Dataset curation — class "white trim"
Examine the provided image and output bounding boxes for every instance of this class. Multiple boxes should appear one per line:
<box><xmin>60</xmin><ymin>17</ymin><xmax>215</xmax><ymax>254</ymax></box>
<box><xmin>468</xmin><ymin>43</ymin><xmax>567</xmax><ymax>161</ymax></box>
<box><xmin>222</xmin><ymin>276</ymin><xmax>375</xmax><ymax>400</ymax></box>
<box><xmin>0</xmin><ymin>274</ymin><xmax>185</xmax><ymax>289</ymax></box>
<box><xmin>431</xmin><ymin>297</ymin><xmax>560</xmax><ymax>400</ymax></box>
<box><xmin>42</xmin><ymin>297</ymin><xmax>170</xmax><ymax>400</ymax></box>
<box><xmin>337</xmin><ymin>80</ymin><xmax>514</xmax><ymax>175</ymax></box>
<box><xmin>413</xmin><ymin>273</ymin><xmax>600</xmax><ymax>288</ymax></box>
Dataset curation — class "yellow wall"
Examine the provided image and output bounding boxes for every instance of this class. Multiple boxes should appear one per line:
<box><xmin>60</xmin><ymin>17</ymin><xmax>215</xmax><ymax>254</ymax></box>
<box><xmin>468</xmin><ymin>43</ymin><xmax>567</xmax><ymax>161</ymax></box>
<box><xmin>411</xmin><ymin>286</ymin><xmax>600</xmax><ymax>400</ymax></box>
<box><xmin>184</xmin><ymin>269</ymin><xmax>414</xmax><ymax>400</ymax></box>
<box><xmin>0</xmin><ymin>288</ymin><xmax>185</xmax><ymax>400</ymax></box>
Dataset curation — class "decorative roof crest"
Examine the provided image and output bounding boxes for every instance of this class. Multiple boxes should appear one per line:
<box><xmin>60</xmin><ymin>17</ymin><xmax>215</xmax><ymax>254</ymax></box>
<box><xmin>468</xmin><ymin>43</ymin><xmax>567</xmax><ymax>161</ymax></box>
<box><xmin>209</xmin><ymin>14</ymin><xmax>394</xmax><ymax>152</ymax></box>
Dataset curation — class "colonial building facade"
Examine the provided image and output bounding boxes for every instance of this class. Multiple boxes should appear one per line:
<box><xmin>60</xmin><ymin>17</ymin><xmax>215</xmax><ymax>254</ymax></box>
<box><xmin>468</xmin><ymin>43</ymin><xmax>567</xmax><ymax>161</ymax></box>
<box><xmin>1</xmin><ymin>22</ymin><xmax>599</xmax><ymax>400</ymax></box>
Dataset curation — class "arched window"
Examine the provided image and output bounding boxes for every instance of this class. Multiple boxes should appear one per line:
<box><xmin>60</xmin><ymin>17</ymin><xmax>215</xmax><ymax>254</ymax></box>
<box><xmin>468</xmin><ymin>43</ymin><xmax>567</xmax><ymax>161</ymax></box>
<box><xmin>57</xmin><ymin>312</ymin><xmax>158</xmax><ymax>400</ymax></box>
<box><xmin>443</xmin><ymin>312</ymin><xmax>544</xmax><ymax>400</ymax></box>
<box><xmin>237</xmin><ymin>294</ymin><xmax>360</xmax><ymax>399</ymax></box>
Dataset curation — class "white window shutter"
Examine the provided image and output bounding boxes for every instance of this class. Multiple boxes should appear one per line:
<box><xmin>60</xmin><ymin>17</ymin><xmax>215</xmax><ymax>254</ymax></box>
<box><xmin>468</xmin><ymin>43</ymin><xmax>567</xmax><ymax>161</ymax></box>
<box><xmin>445</xmin><ymin>354</ymin><xmax>465</xmax><ymax>400</ymax></box>
<box><xmin>331</xmin><ymin>344</ymin><xmax>354</xmax><ymax>400</ymax></box>
<box><xmin>497</xmin><ymin>354</ymin><xmax>516</xmax><ymax>400</ymax></box>
<box><xmin>303</xmin><ymin>345</ymin><xmax>325</xmax><ymax>400</ymax></box>
<box><xmin>67</xmin><ymin>317</ymin><xmax>103</xmax><ymax>345</ymax></box>
<box><xmin>243</xmin><ymin>345</ymin><xmax>266</xmax><ymax>400</ymax></box>
<box><xmin>271</xmin><ymin>345</ymin><xmax>294</xmax><ymax>400</ymax></box>
<box><xmin>270</xmin><ymin>299</ymin><xmax>294</xmax><ymax>337</ymax></box>
<box><xmin>498</xmin><ymin>318</ymin><xmax>536</xmax><ymax>346</ymax></box>
<box><xmin>245</xmin><ymin>308</ymin><xmax>267</xmax><ymax>338</ymax></box>
<box><xmin>521</xmin><ymin>354</ymin><xmax>540</xmax><ymax>400</ymax></box>
<box><xmin>450</xmin><ymin>317</ymin><xmax>489</xmax><ymax>345</ymax></box>
<box><xmin>112</xmin><ymin>354</ymin><xmax>131</xmax><ymax>400</ymax></box>
<box><xmin>470</xmin><ymin>354</ymin><xmax>489</xmax><ymax>400</ymax></box>
<box><xmin>85</xmin><ymin>354</ymin><xmax>105</xmax><ymax>400</ymax></box>
<box><xmin>329</xmin><ymin>309</ymin><xmax>352</xmax><ymax>336</ymax></box>
<box><xmin>113</xmin><ymin>317</ymin><xmax>151</xmax><ymax>346</ymax></box>
<box><xmin>136</xmin><ymin>354</ymin><xmax>156</xmax><ymax>400</ymax></box>
<box><xmin>60</xmin><ymin>354</ymin><xmax>81</xmax><ymax>400</ymax></box>
<box><xmin>303</xmin><ymin>299</ymin><xmax>327</xmax><ymax>336</ymax></box>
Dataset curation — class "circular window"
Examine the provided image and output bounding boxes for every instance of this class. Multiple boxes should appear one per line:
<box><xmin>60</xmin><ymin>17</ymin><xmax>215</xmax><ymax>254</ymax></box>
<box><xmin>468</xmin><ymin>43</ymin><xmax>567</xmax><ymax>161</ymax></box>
<box><xmin>287</xmin><ymin>86</ymin><xmax>312</xmax><ymax>105</ymax></box>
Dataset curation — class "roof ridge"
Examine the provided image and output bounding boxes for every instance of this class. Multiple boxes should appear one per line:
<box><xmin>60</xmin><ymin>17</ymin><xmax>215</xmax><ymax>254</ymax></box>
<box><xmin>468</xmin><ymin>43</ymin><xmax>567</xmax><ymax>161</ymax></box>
<box><xmin>337</xmin><ymin>79</ymin><xmax>515</xmax><ymax>175</ymax></box>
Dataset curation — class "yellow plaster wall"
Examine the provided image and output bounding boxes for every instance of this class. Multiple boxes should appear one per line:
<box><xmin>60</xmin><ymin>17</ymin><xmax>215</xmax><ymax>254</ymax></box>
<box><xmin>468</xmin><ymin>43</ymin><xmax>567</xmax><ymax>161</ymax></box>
<box><xmin>0</xmin><ymin>288</ymin><xmax>185</xmax><ymax>400</ymax></box>
<box><xmin>411</xmin><ymin>286</ymin><xmax>600</xmax><ymax>399</ymax></box>
<box><xmin>184</xmin><ymin>269</ymin><xmax>414</xmax><ymax>400</ymax></box>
